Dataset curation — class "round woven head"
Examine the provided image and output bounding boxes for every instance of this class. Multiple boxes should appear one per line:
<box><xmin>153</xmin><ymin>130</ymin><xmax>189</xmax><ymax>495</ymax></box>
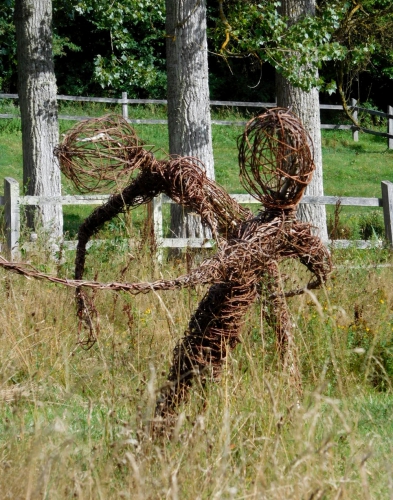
<box><xmin>55</xmin><ymin>114</ymin><xmax>150</xmax><ymax>193</ymax></box>
<box><xmin>238</xmin><ymin>108</ymin><xmax>315</xmax><ymax>209</ymax></box>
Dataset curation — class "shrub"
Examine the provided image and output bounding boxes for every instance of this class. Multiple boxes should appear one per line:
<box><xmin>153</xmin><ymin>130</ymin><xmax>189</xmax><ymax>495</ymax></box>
<box><xmin>358</xmin><ymin>210</ymin><xmax>385</xmax><ymax>240</ymax></box>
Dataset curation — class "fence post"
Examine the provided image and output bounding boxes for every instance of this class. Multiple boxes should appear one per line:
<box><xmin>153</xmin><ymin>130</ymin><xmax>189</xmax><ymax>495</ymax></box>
<box><xmin>351</xmin><ymin>98</ymin><xmax>358</xmax><ymax>142</ymax></box>
<box><xmin>153</xmin><ymin>195</ymin><xmax>163</xmax><ymax>263</ymax></box>
<box><xmin>388</xmin><ymin>105</ymin><xmax>393</xmax><ymax>150</ymax></box>
<box><xmin>122</xmin><ymin>92</ymin><xmax>128</xmax><ymax>120</ymax></box>
<box><xmin>4</xmin><ymin>177</ymin><xmax>20</xmax><ymax>261</ymax></box>
<box><xmin>381</xmin><ymin>181</ymin><xmax>393</xmax><ymax>247</ymax></box>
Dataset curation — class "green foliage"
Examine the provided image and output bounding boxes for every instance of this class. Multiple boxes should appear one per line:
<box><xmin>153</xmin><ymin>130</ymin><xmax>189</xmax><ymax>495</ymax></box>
<box><xmin>74</xmin><ymin>0</ymin><xmax>166</xmax><ymax>97</ymax></box>
<box><xmin>0</xmin><ymin>0</ymin><xmax>167</xmax><ymax>96</ymax></box>
<box><xmin>320</xmin><ymin>0</ymin><xmax>393</xmax><ymax>107</ymax></box>
<box><xmin>357</xmin><ymin>101</ymin><xmax>387</xmax><ymax>129</ymax></box>
<box><xmin>358</xmin><ymin>210</ymin><xmax>385</xmax><ymax>240</ymax></box>
<box><xmin>211</xmin><ymin>0</ymin><xmax>393</xmax><ymax>103</ymax></box>
<box><xmin>328</xmin><ymin>0</ymin><xmax>393</xmax><ymax>74</ymax></box>
<box><xmin>211</xmin><ymin>0</ymin><xmax>347</xmax><ymax>93</ymax></box>
<box><xmin>0</xmin><ymin>0</ymin><xmax>16</xmax><ymax>93</ymax></box>
<box><xmin>2</xmin><ymin>0</ymin><xmax>392</xmax><ymax>103</ymax></box>
<box><xmin>53</xmin><ymin>33</ymin><xmax>81</xmax><ymax>58</ymax></box>
<box><xmin>0</xmin><ymin>0</ymin><xmax>85</xmax><ymax>93</ymax></box>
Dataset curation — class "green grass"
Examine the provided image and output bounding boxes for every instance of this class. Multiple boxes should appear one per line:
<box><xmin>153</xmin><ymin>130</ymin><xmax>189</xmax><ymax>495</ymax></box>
<box><xmin>1</xmin><ymin>101</ymin><xmax>392</xmax><ymax>195</ymax></box>
<box><xmin>0</xmin><ymin>101</ymin><xmax>392</xmax><ymax>238</ymax></box>
<box><xmin>322</xmin><ymin>132</ymin><xmax>393</xmax><ymax>197</ymax></box>
<box><xmin>3</xmin><ymin>121</ymin><xmax>392</xmax><ymax>191</ymax></box>
<box><xmin>1</xmin><ymin>103</ymin><xmax>393</xmax><ymax>497</ymax></box>
<box><xmin>0</xmin><ymin>130</ymin><xmax>23</xmax><ymax>180</ymax></box>
<box><xmin>0</xmin><ymin>236</ymin><xmax>393</xmax><ymax>498</ymax></box>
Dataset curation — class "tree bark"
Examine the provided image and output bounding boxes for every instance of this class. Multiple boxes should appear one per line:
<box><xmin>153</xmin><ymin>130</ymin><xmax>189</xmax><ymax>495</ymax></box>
<box><xmin>14</xmin><ymin>0</ymin><xmax>63</xmax><ymax>240</ymax></box>
<box><xmin>166</xmin><ymin>0</ymin><xmax>214</xmax><ymax>239</ymax></box>
<box><xmin>276</xmin><ymin>0</ymin><xmax>328</xmax><ymax>242</ymax></box>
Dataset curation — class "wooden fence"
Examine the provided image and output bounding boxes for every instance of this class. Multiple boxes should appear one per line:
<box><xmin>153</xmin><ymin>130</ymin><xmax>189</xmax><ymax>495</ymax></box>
<box><xmin>1</xmin><ymin>177</ymin><xmax>392</xmax><ymax>261</ymax></box>
<box><xmin>1</xmin><ymin>93</ymin><xmax>393</xmax><ymax>148</ymax></box>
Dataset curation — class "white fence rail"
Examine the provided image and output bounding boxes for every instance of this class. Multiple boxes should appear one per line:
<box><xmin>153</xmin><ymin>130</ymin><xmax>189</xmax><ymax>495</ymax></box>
<box><xmin>1</xmin><ymin>93</ymin><xmax>392</xmax><ymax>148</ymax></box>
<box><xmin>1</xmin><ymin>177</ymin><xmax>393</xmax><ymax>261</ymax></box>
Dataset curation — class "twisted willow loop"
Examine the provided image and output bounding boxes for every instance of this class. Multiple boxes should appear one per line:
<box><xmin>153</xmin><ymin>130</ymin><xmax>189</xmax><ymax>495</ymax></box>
<box><xmin>239</xmin><ymin>108</ymin><xmax>315</xmax><ymax>209</ymax></box>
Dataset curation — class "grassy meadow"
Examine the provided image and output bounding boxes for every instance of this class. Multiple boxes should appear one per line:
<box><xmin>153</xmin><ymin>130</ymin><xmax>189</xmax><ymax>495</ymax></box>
<box><xmin>0</xmin><ymin>102</ymin><xmax>393</xmax><ymax>498</ymax></box>
<box><xmin>1</xmin><ymin>239</ymin><xmax>393</xmax><ymax>498</ymax></box>
<box><xmin>1</xmin><ymin>99</ymin><xmax>392</xmax><ymax>238</ymax></box>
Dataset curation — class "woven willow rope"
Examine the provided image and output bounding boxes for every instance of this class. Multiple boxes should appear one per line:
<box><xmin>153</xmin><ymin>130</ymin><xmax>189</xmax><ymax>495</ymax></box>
<box><xmin>0</xmin><ymin>109</ymin><xmax>332</xmax><ymax>425</ymax></box>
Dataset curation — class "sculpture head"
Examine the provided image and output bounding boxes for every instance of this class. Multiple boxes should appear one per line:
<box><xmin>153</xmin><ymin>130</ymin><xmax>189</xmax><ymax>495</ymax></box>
<box><xmin>55</xmin><ymin>114</ymin><xmax>149</xmax><ymax>193</ymax></box>
<box><xmin>238</xmin><ymin>108</ymin><xmax>315</xmax><ymax>209</ymax></box>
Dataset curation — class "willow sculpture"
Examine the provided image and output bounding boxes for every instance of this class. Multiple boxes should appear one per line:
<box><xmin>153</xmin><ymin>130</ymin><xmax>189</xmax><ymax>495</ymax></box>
<box><xmin>0</xmin><ymin>109</ymin><xmax>332</xmax><ymax>422</ymax></box>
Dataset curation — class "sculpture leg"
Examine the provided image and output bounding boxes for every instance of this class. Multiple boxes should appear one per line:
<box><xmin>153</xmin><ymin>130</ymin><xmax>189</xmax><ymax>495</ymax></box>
<box><xmin>265</xmin><ymin>263</ymin><xmax>302</xmax><ymax>397</ymax></box>
<box><xmin>155</xmin><ymin>282</ymin><xmax>258</xmax><ymax>419</ymax></box>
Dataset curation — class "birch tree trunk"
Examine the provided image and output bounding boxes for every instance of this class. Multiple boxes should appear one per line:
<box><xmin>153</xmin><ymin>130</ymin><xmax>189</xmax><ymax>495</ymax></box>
<box><xmin>166</xmin><ymin>0</ymin><xmax>214</xmax><ymax>239</ymax></box>
<box><xmin>276</xmin><ymin>0</ymin><xmax>328</xmax><ymax>242</ymax></box>
<box><xmin>14</xmin><ymin>0</ymin><xmax>63</xmax><ymax>240</ymax></box>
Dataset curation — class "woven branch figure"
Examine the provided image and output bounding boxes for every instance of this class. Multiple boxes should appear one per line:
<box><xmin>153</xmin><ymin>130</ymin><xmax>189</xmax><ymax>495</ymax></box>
<box><xmin>55</xmin><ymin>108</ymin><xmax>332</xmax><ymax>421</ymax></box>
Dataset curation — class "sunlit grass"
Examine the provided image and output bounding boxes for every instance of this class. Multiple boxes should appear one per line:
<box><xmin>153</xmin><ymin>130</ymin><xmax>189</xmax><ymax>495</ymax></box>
<box><xmin>0</xmin><ymin>234</ymin><xmax>393</xmax><ymax>498</ymax></box>
<box><xmin>1</xmin><ymin>101</ymin><xmax>392</xmax><ymax>196</ymax></box>
<box><xmin>1</xmin><ymin>100</ymin><xmax>393</xmax><ymax>497</ymax></box>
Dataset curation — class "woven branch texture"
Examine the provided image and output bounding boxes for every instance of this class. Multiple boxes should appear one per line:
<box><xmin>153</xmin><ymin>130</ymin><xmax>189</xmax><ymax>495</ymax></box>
<box><xmin>0</xmin><ymin>109</ymin><xmax>332</xmax><ymax>425</ymax></box>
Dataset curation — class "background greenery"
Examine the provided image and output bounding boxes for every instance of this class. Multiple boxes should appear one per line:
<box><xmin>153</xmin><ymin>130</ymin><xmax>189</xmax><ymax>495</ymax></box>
<box><xmin>1</xmin><ymin>100</ymin><xmax>392</xmax><ymax>240</ymax></box>
<box><xmin>1</xmin><ymin>1</ymin><xmax>393</xmax><ymax>494</ymax></box>
<box><xmin>1</xmin><ymin>0</ymin><xmax>393</xmax><ymax>109</ymax></box>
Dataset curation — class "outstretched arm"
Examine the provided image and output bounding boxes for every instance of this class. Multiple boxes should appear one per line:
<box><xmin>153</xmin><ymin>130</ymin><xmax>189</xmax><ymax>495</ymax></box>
<box><xmin>74</xmin><ymin>169</ymin><xmax>165</xmax><ymax>332</ymax></box>
<box><xmin>0</xmin><ymin>245</ymin><xmax>231</xmax><ymax>295</ymax></box>
<box><xmin>75</xmin><ymin>170</ymin><xmax>163</xmax><ymax>280</ymax></box>
<box><xmin>285</xmin><ymin>221</ymin><xmax>332</xmax><ymax>293</ymax></box>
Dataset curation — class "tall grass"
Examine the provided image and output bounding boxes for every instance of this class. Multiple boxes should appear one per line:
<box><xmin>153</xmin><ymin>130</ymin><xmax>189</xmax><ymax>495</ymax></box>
<box><xmin>1</xmin><ymin>101</ymin><xmax>393</xmax><ymax>497</ymax></box>
<box><xmin>0</xmin><ymin>226</ymin><xmax>393</xmax><ymax>498</ymax></box>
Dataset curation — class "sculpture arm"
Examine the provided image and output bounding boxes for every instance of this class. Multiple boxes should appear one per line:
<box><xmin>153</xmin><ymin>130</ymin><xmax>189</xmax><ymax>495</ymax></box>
<box><xmin>75</xmin><ymin>170</ymin><xmax>162</xmax><ymax>280</ymax></box>
<box><xmin>283</xmin><ymin>222</ymin><xmax>332</xmax><ymax>294</ymax></box>
<box><xmin>75</xmin><ymin>159</ymin><xmax>250</xmax><ymax>281</ymax></box>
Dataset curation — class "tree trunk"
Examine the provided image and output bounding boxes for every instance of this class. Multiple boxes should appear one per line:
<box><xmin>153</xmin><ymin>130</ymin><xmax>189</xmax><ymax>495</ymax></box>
<box><xmin>166</xmin><ymin>0</ymin><xmax>214</xmax><ymax>239</ymax></box>
<box><xmin>14</xmin><ymin>0</ymin><xmax>63</xmax><ymax>240</ymax></box>
<box><xmin>276</xmin><ymin>0</ymin><xmax>328</xmax><ymax>242</ymax></box>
